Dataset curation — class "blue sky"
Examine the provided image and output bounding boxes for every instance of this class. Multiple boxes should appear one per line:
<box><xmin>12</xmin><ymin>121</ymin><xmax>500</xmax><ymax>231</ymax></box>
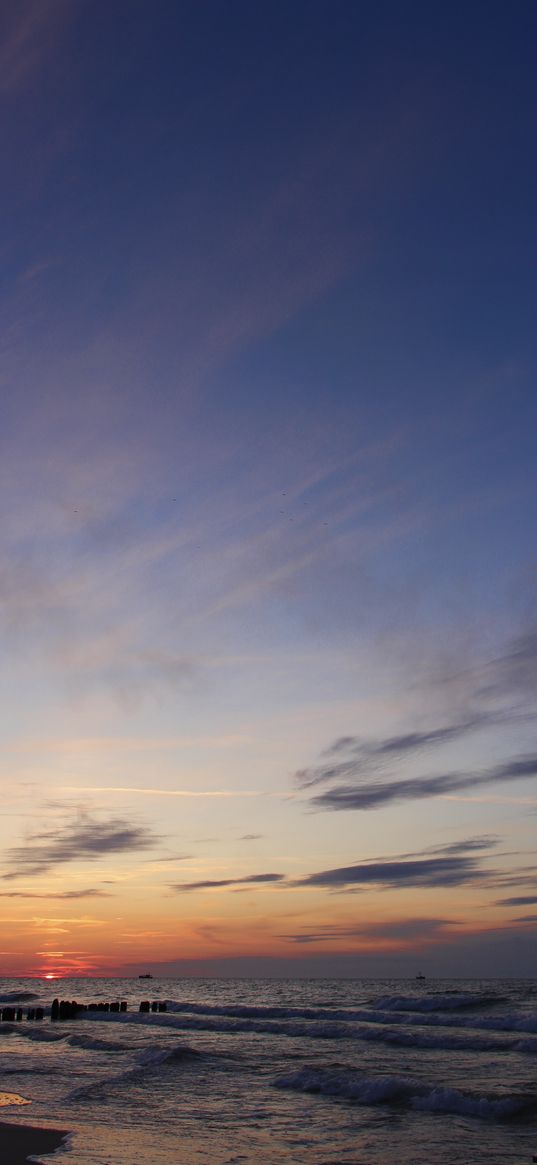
<box><xmin>0</xmin><ymin>0</ymin><xmax>536</xmax><ymax>977</ymax></box>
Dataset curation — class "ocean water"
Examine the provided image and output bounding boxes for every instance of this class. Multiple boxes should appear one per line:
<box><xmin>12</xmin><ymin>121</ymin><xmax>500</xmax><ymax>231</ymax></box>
<box><xmin>0</xmin><ymin>977</ymin><xmax>536</xmax><ymax>1165</ymax></box>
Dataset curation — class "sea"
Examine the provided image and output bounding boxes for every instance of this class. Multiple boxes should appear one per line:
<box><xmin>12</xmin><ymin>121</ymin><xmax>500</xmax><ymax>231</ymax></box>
<box><xmin>0</xmin><ymin>977</ymin><xmax>536</xmax><ymax>1165</ymax></box>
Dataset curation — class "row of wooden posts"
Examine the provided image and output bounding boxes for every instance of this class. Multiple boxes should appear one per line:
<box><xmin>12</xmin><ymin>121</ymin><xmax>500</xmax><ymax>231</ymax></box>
<box><xmin>51</xmin><ymin>998</ymin><xmax>127</xmax><ymax>1019</ymax></box>
<box><xmin>51</xmin><ymin>998</ymin><xmax>168</xmax><ymax>1018</ymax></box>
<box><xmin>0</xmin><ymin>1006</ymin><xmax>36</xmax><ymax>1021</ymax></box>
<box><xmin>0</xmin><ymin>998</ymin><xmax>168</xmax><ymax>1022</ymax></box>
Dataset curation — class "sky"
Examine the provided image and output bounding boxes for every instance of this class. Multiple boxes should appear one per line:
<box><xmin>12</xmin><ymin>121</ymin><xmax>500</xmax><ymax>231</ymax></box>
<box><xmin>0</xmin><ymin>0</ymin><xmax>536</xmax><ymax>979</ymax></box>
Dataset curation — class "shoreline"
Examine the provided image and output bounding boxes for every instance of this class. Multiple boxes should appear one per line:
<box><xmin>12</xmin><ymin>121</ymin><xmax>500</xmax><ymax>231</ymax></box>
<box><xmin>0</xmin><ymin>1120</ymin><xmax>70</xmax><ymax>1165</ymax></box>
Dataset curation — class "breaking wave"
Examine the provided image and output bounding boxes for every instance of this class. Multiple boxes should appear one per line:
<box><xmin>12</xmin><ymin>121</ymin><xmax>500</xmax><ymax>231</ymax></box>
<box><xmin>135</xmin><ymin>1042</ymin><xmax>201</xmax><ymax>1069</ymax></box>
<box><xmin>81</xmin><ymin>1000</ymin><xmax>537</xmax><ymax>1050</ymax></box>
<box><xmin>65</xmin><ymin>1042</ymin><xmax>199</xmax><ymax>1102</ymax></box>
<box><xmin>374</xmin><ymin>992</ymin><xmax>505</xmax><ymax>1013</ymax></box>
<box><xmin>273</xmin><ymin>1067</ymin><xmax>536</xmax><ymax>1120</ymax></box>
<box><xmin>67</xmin><ymin>1034</ymin><xmax>134</xmax><ymax>1053</ymax></box>
<box><xmin>0</xmin><ymin>992</ymin><xmax>40</xmax><ymax>1003</ymax></box>
<box><xmin>2</xmin><ymin>1025</ymin><xmax>65</xmax><ymax>1042</ymax></box>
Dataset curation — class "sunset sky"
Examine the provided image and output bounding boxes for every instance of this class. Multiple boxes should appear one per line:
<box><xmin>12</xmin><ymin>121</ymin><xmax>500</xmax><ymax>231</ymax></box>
<box><xmin>1</xmin><ymin>1</ymin><xmax>536</xmax><ymax>978</ymax></box>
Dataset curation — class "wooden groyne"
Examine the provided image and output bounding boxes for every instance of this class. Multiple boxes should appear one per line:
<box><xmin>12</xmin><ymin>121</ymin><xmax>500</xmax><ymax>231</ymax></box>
<box><xmin>51</xmin><ymin>998</ymin><xmax>129</xmax><ymax>1019</ymax></box>
<box><xmin>0</xmin><ymin>998</ymin><xmax>168</xmax><ymax>1022</ymax></box>
<box><xmin>50</xmin><ymin>998</ymin><xmax>168</xmax><ymax>1018</ymax></box>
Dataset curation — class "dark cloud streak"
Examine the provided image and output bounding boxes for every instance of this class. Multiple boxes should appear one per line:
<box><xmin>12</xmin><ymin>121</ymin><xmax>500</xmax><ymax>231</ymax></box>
<box><xmin>3</xmin><ymin>812</ymin><xmax>158</xmax><ymax>879</ymax></box>
<box><xmin>279</xmin><ymin>917</ymin><xmax>456</xmax><ymax>943</ymax></box>
<box><xmin>310</xmin><ymin>755</ymin><xmax>537</xmax><ymax>812</ymax></box>
<box><xmin>171</xmin><ymin>872</ymin><xmax>284</xmax><ymax>892</ymax></box>
<box><xmin>496</xmin><ymin>894</ymin><xmax>537</xmax><ymax>906</ymax></box>
<box><xmin>298</xmin><ymin>714</ymin><xmax>499</xmax><ymax>789</ymax></box>
<box><xmin>297</xmin><ymin>627</ymin><xmax>537</xmax><ymax>814</ymax></box>
<box><xmin>297</xmin><ymin>854</ymin><xmax>488</xmax><ymax>890</ymax></box>
<box><xmin>0</xmin><ymin>888</ymin><xmax>112</xmax><ymax>899</ymax></box>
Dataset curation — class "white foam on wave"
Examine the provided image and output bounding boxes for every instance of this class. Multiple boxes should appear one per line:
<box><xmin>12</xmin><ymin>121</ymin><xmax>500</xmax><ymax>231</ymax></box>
<box><xmin>82</xmin><ymin>1008</ymin><xmax>351</xmax><ymax>1040</ymax></box>
<box><xmin>411</xmin><ymin>1086</ymin><xmax>528</xmax><ymax>1118</ymax></box>
<box><xmin>65</xmin><ymin>1041</ymin><xmax>199</xmax><ymax>1102</ymax></box>
<box><xmin>3</xmin><ymin>1024</ymin><xmax>65</xmax><ymax>1042</ymax></box>
<box><xmin>273</xmin><ymin>1068</ymin><xmax>535</xmax><ymax>1120</ymax></box>
<box><xmin>72</xmin><ymin>997</ymin><xmax>537</xmax><ymax>1053</ymax></box>
<box><xmin>135</xmin><ymin>1042</ymin><xmax>200</xmax><ymax>1068</ymax></box>
<box><xmin>67</xmin><ymin>1034</ymin><xmax>134</xmax><ymax>1052</ymax></box>
<box><xmin>364</xmin><ymin>1006</ymin><xmax>537</xmax><ymax>1038</ymax></box>
<box><xmin>353</xmin><ymin>1023</ymin><xmax>509</xmax><ymax>1054</ymax></box>
<box><xmin>166</xmin><ymin>996</ymin><xmax>534</xmax><ymax>1036</ymax></box>
<box><xmin>514</xmin><ymin>1037</ymin><xmax>537</xmax><ymax>1053</ymax></box>
<box><xmin>165</xmin><ymin>1000</ymin><xmax>352</xmax><ymax>1021</ymax></box>
<box><xmin>471</xmin><ymin>1013</ymin><xmax>537</xmax><ymax>1034</ymax></box>
<box><xmin>274</xmin><ymin>1067</ymin><xmax>419</xmax><ymax>1104</ymax></box>
<box><xmin>78</xmin><ymin>1001</ymin><xmax>537</xmax><ymax>1050</ymax></box>
<box><xmin>375</xmin><ymin>993</ymin><xmax>503</xmax><ymax>1013</ymax></box>
<box><xmin>0</xmin><ymin>991</ymin><xmax>40</xmax><ymax>1003</ymax></box>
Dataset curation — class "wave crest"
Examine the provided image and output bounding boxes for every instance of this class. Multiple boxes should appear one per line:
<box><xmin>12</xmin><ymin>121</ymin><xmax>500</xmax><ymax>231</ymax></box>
<box><xmin>273</xmin><ymin>1068</ymin><xmax>535</xmax><ymax>1121</ymax></box>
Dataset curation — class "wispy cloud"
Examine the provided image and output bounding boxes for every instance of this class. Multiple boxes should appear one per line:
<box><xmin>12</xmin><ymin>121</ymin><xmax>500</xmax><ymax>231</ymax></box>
<box><xmin>418</xmin><ymin>836</ymin><xmax>500</xmax><ymax>857</ymax></box>
<box><xmin>309</xmin><ymin>754</ymin><xmax>537</xmax><ymax>812</ymax></box>
<box><xmin>475</xmin><ymin>630</ymin><xmax>537</xmax><ymax>704</ymax></box>
<box><xmin>0</xmin><ymin>888</ymin><xmax>112</xmax><ymax>899</ymax></box>
<box><xmin>170</xmin><ymin>838</ymin><xmax>503</xmax><ymax>895</ymax></box>
<box><xmin>296</xmin><ymin>626</ymin><xmax>537</xmax><ymax>812</ymax></box>
<box><xmin>486</xmin><ymin>866</ymin><xmax>537</xmax><ymax>890</ymax></box>
<box><xmin>297</xmin><ymin>855</ymin><xmax>488</xmax><ymax>890</ymax></box>
<box><xmin>298</xmin><ymin>713</ymin><xmax>500</xmax><ymax>789</ymax></box>
<box><xmin>294</xmin><ymin>838</ymin><xmax>501</xmax><ymax>893</ymax></box>
<box><xmin>60</xmin><ymin>786</ymin><xmax>263</xmax><ymax>799</ymax></box>
<box><xmin>109</xmin><ymin>112</ymin><xmax>415</xmax><ymax>397</ymax></box>
<box><xmin>279</xmin><ymin>917</ymin><xmax>457</xmax><ymax>944</ymax></box>
<box><xmin>496</xmin><ymin>895</ymin><xmax>537</xmax><ymax>907</ymax></box>
<box><xmin>171</xmin><ymin>873</ymin><xmax>285</xmax><ymax>892</ymax></box>
<box><xmin>0</xmin><ymin>0</ymin><xmax>70</xmax><ymax>96</ymax></box>
<box><xmin>3</xmin><ymin>811</ymin><xmax>158</xmax><ymax>880</ymax></box>
<box><xmin>13</xmin><ymin>734</ymin><xmax>249</xmax><ymax>755</ymax></box>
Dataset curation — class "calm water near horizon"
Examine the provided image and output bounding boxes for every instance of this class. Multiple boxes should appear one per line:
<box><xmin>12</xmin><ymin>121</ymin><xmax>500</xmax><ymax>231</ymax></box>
<box><xmin>0</xmin><ymin>976</ymin><xmax>536</xmax><ymax>1165</ymax></box>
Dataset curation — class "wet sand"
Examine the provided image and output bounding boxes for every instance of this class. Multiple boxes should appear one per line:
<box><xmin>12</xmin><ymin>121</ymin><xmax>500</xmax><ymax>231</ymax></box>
<box><xmin>0</xmin><ymin>1120</ymin><xmax>69</xmax><ymax>1165</ymax></box>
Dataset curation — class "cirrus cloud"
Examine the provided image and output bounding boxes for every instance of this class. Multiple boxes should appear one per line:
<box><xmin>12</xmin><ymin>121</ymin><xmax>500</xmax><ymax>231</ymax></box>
<box><xmin>2</xmin><ymin>811</ymin><xmax>159</xmax><ymax>880</ymax></box>
<box><xmin>308</xmin><ymin>755</ymin><xmax>537</xmax><ymax>812</ymax></box>
<box><xmin>171</xmin><ymin>872</ymin><xmax>285</xmax><ymax>892</ymax></box>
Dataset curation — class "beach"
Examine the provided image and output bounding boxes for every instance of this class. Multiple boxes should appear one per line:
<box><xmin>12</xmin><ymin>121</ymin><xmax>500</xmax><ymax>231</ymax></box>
<box><xmin>0</xmin><ymin>1120</ymin><xmax>69</xmax><ymax>1165</ymax></box>
<box><xmin>0</xmin><ymin>976</ymin><xmax>536</xmax><ymax>1165</ymax></box>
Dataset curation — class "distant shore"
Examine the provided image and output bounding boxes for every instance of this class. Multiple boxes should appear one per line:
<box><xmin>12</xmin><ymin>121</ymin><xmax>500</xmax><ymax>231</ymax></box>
<box><xmin>0</xmin><ymin>1120</ymin><xmax>70</xmax><ymax>1165</ymax></box>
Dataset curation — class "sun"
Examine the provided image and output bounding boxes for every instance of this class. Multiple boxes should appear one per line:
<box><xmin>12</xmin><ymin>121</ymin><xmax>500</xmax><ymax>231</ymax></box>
<box><xmin>44</xmin><ymin>974</ymin><xmax>57</xmax><ymax>980</ymax></box>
